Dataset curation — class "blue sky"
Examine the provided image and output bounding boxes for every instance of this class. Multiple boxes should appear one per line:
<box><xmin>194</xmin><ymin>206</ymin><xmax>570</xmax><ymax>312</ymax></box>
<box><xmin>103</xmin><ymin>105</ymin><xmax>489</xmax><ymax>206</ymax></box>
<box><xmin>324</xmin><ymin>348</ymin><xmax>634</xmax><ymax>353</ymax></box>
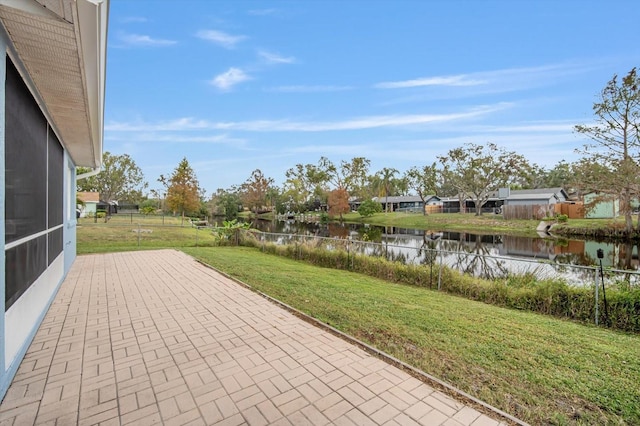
<box><xmin>104</xmin><ymin>0</ymin><xmax>640</xmax><ymax>196</ymax></box>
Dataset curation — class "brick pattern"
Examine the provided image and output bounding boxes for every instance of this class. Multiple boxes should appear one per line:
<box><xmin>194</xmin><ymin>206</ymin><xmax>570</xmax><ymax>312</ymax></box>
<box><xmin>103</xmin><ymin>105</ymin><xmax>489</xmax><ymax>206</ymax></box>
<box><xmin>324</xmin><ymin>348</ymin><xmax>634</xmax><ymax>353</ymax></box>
<box><xmin>0</xmin><ymin>250</ymin><xmax>508</xmax><ymax>425</ymax></box>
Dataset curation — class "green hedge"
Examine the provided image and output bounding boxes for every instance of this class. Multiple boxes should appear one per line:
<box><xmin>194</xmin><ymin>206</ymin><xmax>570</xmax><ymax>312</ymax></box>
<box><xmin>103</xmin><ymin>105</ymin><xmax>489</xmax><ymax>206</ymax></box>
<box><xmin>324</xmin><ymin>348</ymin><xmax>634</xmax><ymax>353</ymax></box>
<box><xmin>241</xmin><ymin>234</ymin><xmax>640</xmax><ymax>332</ymax></box>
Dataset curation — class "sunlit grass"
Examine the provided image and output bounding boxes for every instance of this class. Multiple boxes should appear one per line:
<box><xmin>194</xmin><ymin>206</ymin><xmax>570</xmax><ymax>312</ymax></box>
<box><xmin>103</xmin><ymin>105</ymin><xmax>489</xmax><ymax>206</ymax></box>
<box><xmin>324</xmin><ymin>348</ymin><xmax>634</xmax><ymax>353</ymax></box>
<box><xmin>77</xmin><ymin>219</ymin><xmax>218</xmax><ymax>254</ymax></box>
<box><xmin>184</xmin><ymin>246</ymin><xmax>640</xmax><ymax>425</ymax></box>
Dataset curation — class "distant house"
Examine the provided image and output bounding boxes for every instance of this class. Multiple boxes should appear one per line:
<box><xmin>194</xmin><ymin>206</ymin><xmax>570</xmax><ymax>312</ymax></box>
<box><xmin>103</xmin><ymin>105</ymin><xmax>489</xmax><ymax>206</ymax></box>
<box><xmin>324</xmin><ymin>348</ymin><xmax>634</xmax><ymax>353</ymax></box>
<box><xmin>503</xmin><ymin>188</ymin><xmax>569</xmax><ymax>206</ymax></box>
<box><xmin>440</xmin><ymin>196</ymin><xmax>502</xmax><ymax>214</ymax></box>
<box><xmin>583</xmin><ymin>193</ymin><xmax>620</xmax><ymax>219</ymax></box>
<box><xmin>77</xmin><ymin>191</ymin><xmax>100</xmax><ymax>218</ymax></box>
<box><xmin>439</xmin><ymin>188</ymin><xmax>569</xmax><ymax>214</ymax></box>
<box><xmin>372</xmin><ymin>195</ymin><xmax>441</xmax><ymax>213</ymax></box>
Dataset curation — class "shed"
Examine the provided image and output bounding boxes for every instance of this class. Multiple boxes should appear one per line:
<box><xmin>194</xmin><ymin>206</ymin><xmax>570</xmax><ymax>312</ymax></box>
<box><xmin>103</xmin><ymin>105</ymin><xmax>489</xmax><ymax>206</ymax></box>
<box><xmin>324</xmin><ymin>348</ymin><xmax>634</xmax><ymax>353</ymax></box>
<box><xmin>77</xmin><ymin>191</ymin><xmax>100</xmax><ymax>217</ymax></box>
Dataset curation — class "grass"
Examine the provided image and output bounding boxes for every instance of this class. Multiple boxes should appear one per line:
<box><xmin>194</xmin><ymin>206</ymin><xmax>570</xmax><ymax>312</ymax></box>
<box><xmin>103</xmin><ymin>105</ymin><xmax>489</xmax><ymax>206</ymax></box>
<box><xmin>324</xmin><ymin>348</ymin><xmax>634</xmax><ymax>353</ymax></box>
<box><xmin>341</xmin><ymin>212</ymin><xmax>541</xmax><ymax>235</ymax></box>
<box><xmin>245</xmin><ymin>210</ymin><xmax>639</xmax><ymax>239</ymax></box>
<box><xmin>183</xmin><ymin>246</ymin><xmax>640</xmax><ymax>425</ymax></box>
<box><xmin>76</xmin><ymin>215</ymin><xmax>219</xmax><ymax>253</ymax></box>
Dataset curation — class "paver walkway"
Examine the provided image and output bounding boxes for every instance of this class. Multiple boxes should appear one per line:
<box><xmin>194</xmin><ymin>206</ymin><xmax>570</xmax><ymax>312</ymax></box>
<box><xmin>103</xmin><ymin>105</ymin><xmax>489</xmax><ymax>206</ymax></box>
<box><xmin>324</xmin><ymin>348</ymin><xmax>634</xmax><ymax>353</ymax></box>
<box><xmin>0</xmin><ymin>250</ymin><xmax>508</xmax><ymax>425</ymax></box>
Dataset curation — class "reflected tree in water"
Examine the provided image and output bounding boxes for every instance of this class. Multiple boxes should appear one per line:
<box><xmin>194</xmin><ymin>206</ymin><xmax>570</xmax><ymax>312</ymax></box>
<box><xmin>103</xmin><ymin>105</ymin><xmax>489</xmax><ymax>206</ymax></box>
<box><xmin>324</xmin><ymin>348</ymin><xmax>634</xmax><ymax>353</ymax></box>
<box><xmin>446</xmin><ymin>233</ymin><xmax>509</xmax><ymax>280</ymax></box>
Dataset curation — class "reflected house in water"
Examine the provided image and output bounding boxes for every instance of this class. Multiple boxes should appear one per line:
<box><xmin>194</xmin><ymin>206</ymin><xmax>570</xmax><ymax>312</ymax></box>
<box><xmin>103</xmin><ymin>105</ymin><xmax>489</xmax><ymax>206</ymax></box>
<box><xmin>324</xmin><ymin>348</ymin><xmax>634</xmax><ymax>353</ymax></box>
<box><xmin>498</xmin><ymin>235</ymin><xmax>585</xmax><ymax>261</ymax></box>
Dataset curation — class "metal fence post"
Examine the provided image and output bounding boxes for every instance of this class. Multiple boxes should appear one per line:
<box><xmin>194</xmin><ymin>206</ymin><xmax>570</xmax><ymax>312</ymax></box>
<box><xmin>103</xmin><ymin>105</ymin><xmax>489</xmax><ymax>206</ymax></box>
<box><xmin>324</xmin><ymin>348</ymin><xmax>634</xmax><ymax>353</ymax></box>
<box><xmin>594</xmin><ymin>267</ymin><xmax>599</xmax><ymax>326</ymax></box>
<box><xmin>438</xmin><ymin>241</ymin><xmax>443</xmax><ymax>290</ymax></box>
<box><xmin>137</xmin><ymin>223</ymin><xmax>141</xmax><ymax>247</ymax></box>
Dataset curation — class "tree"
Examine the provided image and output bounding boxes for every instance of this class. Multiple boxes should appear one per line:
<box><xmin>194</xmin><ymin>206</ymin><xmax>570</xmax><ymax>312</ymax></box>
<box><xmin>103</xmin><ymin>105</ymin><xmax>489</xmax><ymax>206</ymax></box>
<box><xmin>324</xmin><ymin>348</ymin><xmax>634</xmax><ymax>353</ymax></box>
<box><xmin>543</xmin><ymin>160</ymin><xmax>575</xmax><ymax>190</ymax></box>
<box><xmin>575</xmin><ymin>67</ymin><xmax>640</xmax><ymax>233</ymax></box>
<box><xmin>318</xmin><ymin>156</ymin><xmax>370</xmax><ymax>196</ymax></box>
<box><xmin>439</xmin><ymin>143</ymin><xmax>527</xmax><ymax>215</ymax></box>
<box><xmin>571</xmin><ymin>158</ymin><xmax>618</xmax><ymax>214</ymax></box>
<box><xmin>283</xmin><ymin>163</ymin><xmax>328</xmax><ymax>211</ymax></box>
<box><xmin>327</xmin><ymin>188</ymin><xmax>349</xmax><ymax>220</ymax></box>
<box><xmin>405</xmin><ymin>164</ymin><xmax>438</xmax><ymax>215</ymax></box>
<box><xmin>358</xmin><ymin>199</ymin><xmax>383</xmax><ymax>217</ymax></box>
<box><xmin>515</xmin><ymin>161</ymin><xmax>546</xmax><ymax>189</ymax></box>
<box><xmin>211</xmin><ymin>188</ymin><xmax>241</xmax><ymax>221</ymax></box>
<box><xmin>161</xmin><ymin>157</ymin><xmax>201</xmax><ymax>221</ymax></box>
<box><xmin>377</xmin><ymin>167</ymin><xmax>398</xmax><ymax>213</ymax></box>
<box><xmin>241</xmin><ymin>169</ymin><xmax>274</xmax><ymax>214</ymax></box>
<box><xmin>341</xmin><ymin>157</ymin><xmax>371</xmax><ymax>199</ymax></box>
<box><xmin>77</xmin><ymin>151</ymin><xmax>147</xmax><ymax>203</ymax></box>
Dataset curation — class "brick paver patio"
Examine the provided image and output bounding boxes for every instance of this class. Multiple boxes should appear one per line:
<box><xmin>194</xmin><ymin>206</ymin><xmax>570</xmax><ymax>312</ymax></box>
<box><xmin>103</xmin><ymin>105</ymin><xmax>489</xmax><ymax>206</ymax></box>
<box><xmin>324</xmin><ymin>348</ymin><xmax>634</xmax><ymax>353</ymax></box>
<box><xmin>0</xmin><ymin>250</ymin><xmax>510</xmax><ymax>425</ymax></box>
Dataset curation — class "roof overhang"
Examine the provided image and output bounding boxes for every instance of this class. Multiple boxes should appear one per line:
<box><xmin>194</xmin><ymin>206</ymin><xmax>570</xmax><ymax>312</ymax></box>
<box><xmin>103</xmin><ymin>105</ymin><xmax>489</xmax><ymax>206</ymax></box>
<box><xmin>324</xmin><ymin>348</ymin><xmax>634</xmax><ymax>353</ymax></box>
<box><xmin>0</xmin><ymin>0</ymin><xmax>108</xmax><ymax>168</ymax></box>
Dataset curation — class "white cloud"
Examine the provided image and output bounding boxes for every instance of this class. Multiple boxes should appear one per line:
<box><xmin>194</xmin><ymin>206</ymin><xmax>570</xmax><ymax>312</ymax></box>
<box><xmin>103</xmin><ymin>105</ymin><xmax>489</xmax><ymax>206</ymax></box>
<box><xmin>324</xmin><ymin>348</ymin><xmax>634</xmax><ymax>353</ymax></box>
<box><xmin>214</xmin><ymin>104</ymin><xmax>507</xmax><ymax>131</ymax></box>
<box><xmin>375</xmin><ymin>63</ymin><xmax>589</xmax><ymax>92</ymax></box>
<box><xmin>105</xmin><ymin>132</ymin><xmax>245</xmax><ymax>146</ymax></box>
<box><xmin>265</xmin><ymin>85</ymin><xmax>354</xmax><ymax>93</ymax></box>
<box><xmin>376</xmin><ymin>75</ymin><xmax>486</xmax><ymax>89</ymax></box>
<box><xmin>106</xmin><ymin>118</ymin><xmax>212</xmax><ymax>132</ymax></box>
<box><xmin>196</xmin><ymin>30</ymin><xmax>247</xmax><ymax>49</ymax></box>
<box><xmin>118</xmin><ymin>33</ymin><xmax>177</xmax><ymax>47</ymax></box>
<box><xmin>106</xmin><ymin>103</ymin><xmax>507</xmax><ymax>133</ymax></box>
<box><xmin>210</xmin><ymin>68</ymin><xmax>251</xmax><ymax>91</ymax></box>
<box><xmin>258</xmin><ymin>50</ymin><xmax>295</xmax><ymax>64</ymax></box>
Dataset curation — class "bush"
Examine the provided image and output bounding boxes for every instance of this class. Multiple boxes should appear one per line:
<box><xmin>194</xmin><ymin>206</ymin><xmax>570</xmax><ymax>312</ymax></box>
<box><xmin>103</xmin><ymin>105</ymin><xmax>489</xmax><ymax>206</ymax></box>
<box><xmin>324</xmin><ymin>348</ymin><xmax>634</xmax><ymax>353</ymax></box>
<box><xmin>319</xmin><ymin>212</ymin><xmax>330</xmax><ymax>224</ymax></box>
<box><xmin>358</xmin><ymin>199</ymin><xmax>383</xmax><ymax>217</ymax></box>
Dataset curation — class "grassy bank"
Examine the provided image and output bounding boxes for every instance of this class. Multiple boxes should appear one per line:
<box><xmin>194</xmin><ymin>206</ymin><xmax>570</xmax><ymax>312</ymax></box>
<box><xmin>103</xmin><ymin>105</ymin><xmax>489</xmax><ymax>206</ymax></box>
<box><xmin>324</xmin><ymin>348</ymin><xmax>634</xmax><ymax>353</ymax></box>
<box><xmin>183</xmin><ymin>246</ymin><xmax>640</xmax><ymax>425</ymax></box>
<box><xmin>240</xmin><ymin>234</ymin><xmax>640</xmax><ymax>332</ymax></box>
<box><xmin>244</xmin><ymin>211</ymin><xmax>542</xmax><ymax>235</ymax></box>
<box><xmin>245</xmin><ymin>210</ymin><xmax>639</xmax><ymax>239</ymax></box>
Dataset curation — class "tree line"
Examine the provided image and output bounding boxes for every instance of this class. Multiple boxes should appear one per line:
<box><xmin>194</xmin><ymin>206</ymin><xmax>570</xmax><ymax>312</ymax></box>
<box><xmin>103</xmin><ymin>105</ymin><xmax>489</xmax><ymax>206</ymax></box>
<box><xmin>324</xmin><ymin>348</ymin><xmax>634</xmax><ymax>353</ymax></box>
<box><xmin>78</xmin><ymin>68</ymin><xmax>640</xmax><ymax>233</ymax></box>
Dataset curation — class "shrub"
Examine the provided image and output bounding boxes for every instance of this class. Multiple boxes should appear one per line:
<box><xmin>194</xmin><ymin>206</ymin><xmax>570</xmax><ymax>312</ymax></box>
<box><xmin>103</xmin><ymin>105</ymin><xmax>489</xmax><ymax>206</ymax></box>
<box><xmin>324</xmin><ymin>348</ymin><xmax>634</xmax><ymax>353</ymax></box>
<box><xmin>319</xmin><ymin>212</ymin><xmax>330</xmax><ymax>224</ymax></box>
<box><xmin>358</xmin><ymin>199</ymin><xmax>383</xmax><ymax>217</ymax></box>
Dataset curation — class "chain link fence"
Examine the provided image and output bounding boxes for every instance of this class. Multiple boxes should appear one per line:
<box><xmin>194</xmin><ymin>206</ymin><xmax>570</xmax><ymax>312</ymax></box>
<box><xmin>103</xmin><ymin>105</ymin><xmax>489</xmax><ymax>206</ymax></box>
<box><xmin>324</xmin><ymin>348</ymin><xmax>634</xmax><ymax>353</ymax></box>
<box><xmin>241</xmin><ymin>230</ymin><xmax>640</xmax><ymax>289</ymax></box>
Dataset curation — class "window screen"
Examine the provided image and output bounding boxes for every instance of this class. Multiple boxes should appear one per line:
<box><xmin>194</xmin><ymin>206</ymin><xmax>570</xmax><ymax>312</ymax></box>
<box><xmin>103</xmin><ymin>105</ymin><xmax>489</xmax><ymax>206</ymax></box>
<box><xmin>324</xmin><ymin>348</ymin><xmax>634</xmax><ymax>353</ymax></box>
<box><xmin>5</xmin><ymin>57</ymin><xmax>47</xmax><ymax>243</ymax></box>
<box><xmin>48</xmin><ymin>127</ymin><xmax>64</xmax><ymax>227</ymax></box>
<box><xmin>48</xmin><ymin>227</ymin><xmax>63</xmax><ymax>265</ymax></box>
<box><xmin>5</xmin><ymin>235</ymin><xmax>47</xmax><ymax>310</ymax></box>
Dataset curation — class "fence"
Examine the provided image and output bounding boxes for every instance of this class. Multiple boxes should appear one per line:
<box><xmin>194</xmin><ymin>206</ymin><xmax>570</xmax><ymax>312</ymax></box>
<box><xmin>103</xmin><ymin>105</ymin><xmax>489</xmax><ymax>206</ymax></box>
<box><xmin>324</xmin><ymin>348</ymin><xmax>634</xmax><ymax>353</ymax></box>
<box><xmin>502</xmin><ymin>204</ymin><xmax>555</xmax><ymax>220</ymax></box>
<box><xmin>240</xmin><ymin>230</ymin><xmax>638</xmax><ymax>285</ymax></box>
<box><xmin>238</xmin><ymin>229</ymin><xmax>640</xmax><ymax>329</ymax></box>
<box><xmin>502</xmin><ymin>203</ymin><xmax>585</xmax><ymax>220</ymax></box>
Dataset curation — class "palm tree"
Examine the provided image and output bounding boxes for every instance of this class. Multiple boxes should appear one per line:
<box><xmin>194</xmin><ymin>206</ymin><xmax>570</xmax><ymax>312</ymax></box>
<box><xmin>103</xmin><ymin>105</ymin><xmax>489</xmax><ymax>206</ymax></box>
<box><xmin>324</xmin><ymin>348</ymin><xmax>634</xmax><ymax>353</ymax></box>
<box><xmin>377</xmin><ymin>167</ymin><xmax>398</xmax><ymax>213</ymax></box>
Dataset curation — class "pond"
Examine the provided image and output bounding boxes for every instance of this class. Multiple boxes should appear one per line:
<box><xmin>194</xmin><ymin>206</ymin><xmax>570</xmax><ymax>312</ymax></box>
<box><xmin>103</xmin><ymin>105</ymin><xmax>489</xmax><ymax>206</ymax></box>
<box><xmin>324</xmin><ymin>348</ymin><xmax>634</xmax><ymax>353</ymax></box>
<box><xmin>239</xmin><ymin>218</ymin><xmax>638</xmax><ymax>269</ymax></box>
<box><xmin>228</xmin><ymin>218</ymin><xmax>640</xmax><ymax>287</ymax></box>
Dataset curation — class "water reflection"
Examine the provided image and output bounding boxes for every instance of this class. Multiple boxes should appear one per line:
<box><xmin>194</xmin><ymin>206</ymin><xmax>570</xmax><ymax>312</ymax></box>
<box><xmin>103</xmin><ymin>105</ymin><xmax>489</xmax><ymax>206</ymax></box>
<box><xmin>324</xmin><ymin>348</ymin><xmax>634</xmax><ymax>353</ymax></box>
<box><xmin>232</xmin><ymin>219</ymin><xmax>640</xmax><ymax>285</ymax></box>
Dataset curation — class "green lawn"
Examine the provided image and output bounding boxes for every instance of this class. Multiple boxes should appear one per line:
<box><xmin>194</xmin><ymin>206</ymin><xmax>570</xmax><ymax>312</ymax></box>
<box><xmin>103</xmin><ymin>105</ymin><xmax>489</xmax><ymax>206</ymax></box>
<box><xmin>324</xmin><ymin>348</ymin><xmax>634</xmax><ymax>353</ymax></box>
<box><xmin>183</xmin><ymin>246</ymin><xmax>640</xmax><ymax>426</ymax></box>
<box><xmin>76</xmin><ymin>215</ymin><xmax>218</xmax><ymax>253</ymax></box>
<box><xmin>247</xmin><ymin>210</ymin><xmax>638</xmax><ymax>238</ymax></box>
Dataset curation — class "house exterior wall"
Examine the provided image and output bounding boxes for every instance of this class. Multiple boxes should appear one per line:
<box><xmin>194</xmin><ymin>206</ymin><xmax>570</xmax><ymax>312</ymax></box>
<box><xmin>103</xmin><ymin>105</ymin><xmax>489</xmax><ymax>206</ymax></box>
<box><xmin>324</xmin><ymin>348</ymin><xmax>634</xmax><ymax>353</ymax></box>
<box><xmin>505</xmin><ymin>196</ymin><xmax>554</xmax><ymax>206</ymax></box>
<box><xmin>80</xmin><ymin>201</ymin><xmax>97</xmax><ymax>217</ymax></box>
<box><xmin>584</xmin><ymin>194</ymin><xmax>619</xmax><ymax>219</ymax></box>
<box><xmin>1</xmin><ymin>32</ymin><xmax>77</xmax><ymax>398</ymax></box>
